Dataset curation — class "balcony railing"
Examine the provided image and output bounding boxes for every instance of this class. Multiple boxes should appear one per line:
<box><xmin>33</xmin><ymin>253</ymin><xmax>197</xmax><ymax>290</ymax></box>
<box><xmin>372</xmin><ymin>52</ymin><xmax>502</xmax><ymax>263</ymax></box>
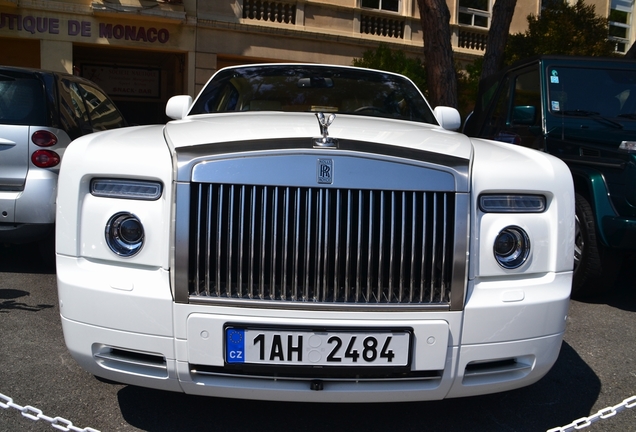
<box><xmin>238</xmin><ymin>1</ymin><xmax>487</xmax><ymax>54</ymax></box>
<box><xmin>455</xmin><ymin>26</ymin><xmax>488</xmax><ymax>52</ymax></box>
<box><xmin>243</xmin><ymin>0</ymin><xmax>296</xmax><ymax>24</ymax></box>
<box><xmin>360</xmin><ymin>14</ymin><xmax>405</xmax><ymax>39</ymax></box>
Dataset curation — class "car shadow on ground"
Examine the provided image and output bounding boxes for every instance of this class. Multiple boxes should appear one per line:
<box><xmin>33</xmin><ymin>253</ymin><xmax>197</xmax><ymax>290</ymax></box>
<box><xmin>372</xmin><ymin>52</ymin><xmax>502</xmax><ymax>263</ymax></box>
<box><xmin>0</xmin><ymin>288</ymin><xmax>54</xmax><ymax>313</ymax></box>
<box><xmin>115</xmin><ymin>341</ymin><xmax>599</xmax><ymax>432</ymax></box>
<box><xmin>0</xmin><ymin>242</ymin><xmax>55</xmax><ymax>275</ymax></box>
<box><xmin>576</xmin><ymin>254</ymin><xmax>636</xmax><ymax>312</ymax></box>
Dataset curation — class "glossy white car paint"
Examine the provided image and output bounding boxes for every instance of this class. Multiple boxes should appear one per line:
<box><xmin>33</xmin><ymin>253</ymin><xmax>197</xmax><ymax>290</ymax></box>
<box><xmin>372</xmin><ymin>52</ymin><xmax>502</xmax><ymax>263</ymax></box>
<box><xmin>56</xmin><ymin>64</ymin><xmax>574</xmax><ymax>403</ymax></box>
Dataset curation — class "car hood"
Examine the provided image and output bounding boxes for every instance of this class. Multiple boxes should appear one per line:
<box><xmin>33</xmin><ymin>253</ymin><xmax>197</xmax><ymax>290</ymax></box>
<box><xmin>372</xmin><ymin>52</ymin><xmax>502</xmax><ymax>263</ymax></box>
<box><xmin>163</xmin><ymin>112</ymin><xmax>473</xmax><ymax>161</ymax></box>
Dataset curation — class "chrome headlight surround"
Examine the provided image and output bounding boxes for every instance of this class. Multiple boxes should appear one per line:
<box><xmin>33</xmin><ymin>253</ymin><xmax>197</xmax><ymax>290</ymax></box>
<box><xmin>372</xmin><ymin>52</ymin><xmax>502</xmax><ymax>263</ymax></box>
<box><xmin>105</xmin><ymin>212</ymin><xmax>145</xmax><ymax>257</ymax></box>
<box><xmin>493</xmin><ymin>226</ymin><xmax>530</xmax><ymax>269</ymax></box>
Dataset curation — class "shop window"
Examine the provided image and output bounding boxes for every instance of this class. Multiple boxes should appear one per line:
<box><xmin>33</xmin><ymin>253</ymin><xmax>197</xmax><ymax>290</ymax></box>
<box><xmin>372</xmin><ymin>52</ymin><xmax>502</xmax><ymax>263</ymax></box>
<box><xmin>458</xmin><ymin>0</ymin><xmax>489</xmax><ymax>28</ymax></box>
<box><xmin>361</xmin><ymin>0</ymin><xmax>400</xmax><ymax>13</ymax></box>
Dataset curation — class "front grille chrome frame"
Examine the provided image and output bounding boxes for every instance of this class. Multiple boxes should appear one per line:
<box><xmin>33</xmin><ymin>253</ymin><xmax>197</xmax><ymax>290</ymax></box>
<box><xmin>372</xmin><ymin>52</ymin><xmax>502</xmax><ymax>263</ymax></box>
<box><xmin>172</xmin><ymin>140</ymin><xmax>470</xmax><ymax>311</ymax></box>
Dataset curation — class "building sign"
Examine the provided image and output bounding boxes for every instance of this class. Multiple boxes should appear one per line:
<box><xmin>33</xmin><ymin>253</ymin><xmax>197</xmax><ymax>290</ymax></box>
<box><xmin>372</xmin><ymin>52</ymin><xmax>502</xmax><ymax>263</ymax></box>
<box><xmin>0</xmin><ymin>12</ymin><xmax>171</xmax><ymax>44</ymax></box>
<box><xmin>82</xmin><ymin>64</ymin><xmax>161</xmax><ymax>98</ymax></box>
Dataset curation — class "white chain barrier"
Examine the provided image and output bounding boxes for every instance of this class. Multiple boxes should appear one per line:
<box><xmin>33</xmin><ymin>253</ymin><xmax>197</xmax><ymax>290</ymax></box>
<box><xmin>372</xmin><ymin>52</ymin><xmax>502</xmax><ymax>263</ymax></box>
<box><xmin>547</xmin><ymin>395</ymin><xmax>636</xmax><ymax>432</ymax></box>
<box><xmin>0</xmin><ymin>392</ymin><xmax>100</xmax><ymax>432</ymax></box>
<box><xmin>2</xmin><ymin>389</ymin><xmax>634</xmax><ymax>431</ymax></box>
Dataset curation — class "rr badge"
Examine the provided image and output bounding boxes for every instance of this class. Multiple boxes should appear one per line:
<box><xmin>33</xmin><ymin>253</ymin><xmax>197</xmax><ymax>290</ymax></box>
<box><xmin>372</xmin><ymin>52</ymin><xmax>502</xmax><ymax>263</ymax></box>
<box><xmin>317</xmin><ymin>159</ymin><xmax>333</xmax><ymax>184</ymax></box>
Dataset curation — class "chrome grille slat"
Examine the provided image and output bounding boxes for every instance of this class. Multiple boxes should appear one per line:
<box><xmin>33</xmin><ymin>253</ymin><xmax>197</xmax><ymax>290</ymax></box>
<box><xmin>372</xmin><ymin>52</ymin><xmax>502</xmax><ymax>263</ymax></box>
<box><xmin>205</xmin><ymin>185</ymin><xmax>212</xmax><ymax>296</ymax></box>
<box><xmin>355</xmin><ymin>190</ymin><xmax>362</xmax><ymax>303</ymax></box>
<box><xmin>440</xmin><ymin>194</ymin><xmax>448</xmax><ymax>301</ymax></box>
<box><xmin>237</xmin><ymin>186</ymin><xmax>245</xmax><ymax>298</ymax></box>
<box><xmin>215</xmin><ymin>184</ymin><xmax>223</xmax><ymax>297</ymax></box>
<box><xmin>189</xmin><ymin>184</ymin><xmax>456</xmax><ymax>305</ymax></box>
<box><xmin>259</xmin><ymin>187</ymin><xmax>267</xmax><ymax>299</ymax></box>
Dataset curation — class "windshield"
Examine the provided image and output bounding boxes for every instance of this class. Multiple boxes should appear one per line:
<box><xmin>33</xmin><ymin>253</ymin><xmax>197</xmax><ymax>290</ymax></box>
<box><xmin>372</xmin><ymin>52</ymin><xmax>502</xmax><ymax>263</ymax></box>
<box><xmin>189</xmin><ymin>65</ymin><xmax>438</xmax><ymax>124</ymax></box>
<box><xmin>547</xmin><ymin>65</ymin><xmax>636</xmax><ymax>120</ymax></box>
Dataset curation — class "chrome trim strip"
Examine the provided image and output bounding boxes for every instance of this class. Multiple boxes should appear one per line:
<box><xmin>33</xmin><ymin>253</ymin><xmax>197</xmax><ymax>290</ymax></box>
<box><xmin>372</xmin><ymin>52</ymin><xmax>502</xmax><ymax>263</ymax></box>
<box><xmin>187</xmin><ymin>296</ymin><xmax>451</xmax><ymax>311</ymax></box>
<box><xmin>450</xmin><ymin>193</ymin><xmax>469</xmax><ymax>311</ymax></box>
<box><xmin>190</xmin><ymin>368</ymin><xmax>442</xmax><ymax>382</ymax></box>
<box><xmin>173</xmin><ymin>182</ymin><xmax>190</xmax><ymax>303</ymax></box>
<box><xmin>94</xmin><ymin>352</ymin><xmax>167</xmax><ymax>371</ymax></box>
<box><xmin>464</xmin><ymin>362</ymin><xmax>531</xmax><ymax>377</ymax></box>
<box><xmin>177</xmin><ymin>139</ymin><xmax>469</xmax><ymax>190</ymax></box>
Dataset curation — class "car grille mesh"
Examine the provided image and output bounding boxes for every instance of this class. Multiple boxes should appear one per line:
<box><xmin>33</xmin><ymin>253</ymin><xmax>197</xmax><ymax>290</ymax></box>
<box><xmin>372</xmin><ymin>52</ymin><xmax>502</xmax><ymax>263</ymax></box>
<box><xmin>188</xmin><ymin>183</ymin><xmax>455</xmax><ymax>305</ymax></box>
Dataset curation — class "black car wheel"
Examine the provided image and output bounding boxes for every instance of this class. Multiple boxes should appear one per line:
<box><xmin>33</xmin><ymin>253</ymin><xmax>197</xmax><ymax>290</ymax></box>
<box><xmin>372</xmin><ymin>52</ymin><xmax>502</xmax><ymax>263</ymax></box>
<box><xmin>572</xmin><ymin>193</ymin><xmax>622</xmax><ymax>298</ymax></box>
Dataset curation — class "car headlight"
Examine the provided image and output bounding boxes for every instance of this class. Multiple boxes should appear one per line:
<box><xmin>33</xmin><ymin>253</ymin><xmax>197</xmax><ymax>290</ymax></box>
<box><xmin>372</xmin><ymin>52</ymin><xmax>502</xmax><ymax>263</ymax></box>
<box><xmin>479</xmin><ymin>194</ymin><xmax>545</xmax><ymax>213</ymax></box>
<box><xmin>91</xmin><ymin>179</ymin><xmax>163</xmax><ymax>201</ymax></box>
<box><xmin>105</xmin><ymin>212</ymin><xmax>144</xmax><ymax>257</ymax></box>
<box><xmin>494</xmin><ymin>226</ymin><xmax>530</xmax><ymax>269</ymax></box>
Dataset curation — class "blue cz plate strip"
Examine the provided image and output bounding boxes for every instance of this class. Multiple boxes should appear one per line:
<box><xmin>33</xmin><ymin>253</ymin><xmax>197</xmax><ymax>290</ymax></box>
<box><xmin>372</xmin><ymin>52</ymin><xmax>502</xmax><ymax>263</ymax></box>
<box><xmin>226</xmin><ymin>328</ymin><xmax>246</xmax><ymax>364</ymax></box>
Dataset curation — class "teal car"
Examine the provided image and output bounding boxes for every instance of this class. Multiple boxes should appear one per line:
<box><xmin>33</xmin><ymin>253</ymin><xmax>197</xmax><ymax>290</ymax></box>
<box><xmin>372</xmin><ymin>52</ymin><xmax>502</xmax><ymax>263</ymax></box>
<box><xmin>464</xmin><ymin>55</ymin><xmax>636</xmax><ymax>297</ymax></box>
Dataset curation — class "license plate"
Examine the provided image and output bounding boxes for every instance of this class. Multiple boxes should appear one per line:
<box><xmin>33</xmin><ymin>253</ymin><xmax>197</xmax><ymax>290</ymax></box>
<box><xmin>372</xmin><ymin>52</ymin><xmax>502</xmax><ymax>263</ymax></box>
<box><xmin>225</xmin><ymin>327</ymin><xmax>411</xmax><ymax>367</ymax></box>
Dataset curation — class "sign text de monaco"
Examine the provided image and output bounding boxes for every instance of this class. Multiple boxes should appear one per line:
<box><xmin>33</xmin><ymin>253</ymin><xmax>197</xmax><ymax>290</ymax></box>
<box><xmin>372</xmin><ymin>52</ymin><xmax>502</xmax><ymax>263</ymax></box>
<box><xmin>0</xmin><ymin>12</ymin><xmax>170</xmax><ymax>43</ymax></box>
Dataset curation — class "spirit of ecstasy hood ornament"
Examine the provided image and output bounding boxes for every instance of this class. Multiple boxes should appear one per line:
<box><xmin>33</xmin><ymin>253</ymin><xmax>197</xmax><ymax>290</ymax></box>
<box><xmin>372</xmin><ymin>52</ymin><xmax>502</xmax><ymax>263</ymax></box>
<box><xmin>314</xmin><ymin>112</ymin><xmax>338</xmax><ymax>148</ymax></box>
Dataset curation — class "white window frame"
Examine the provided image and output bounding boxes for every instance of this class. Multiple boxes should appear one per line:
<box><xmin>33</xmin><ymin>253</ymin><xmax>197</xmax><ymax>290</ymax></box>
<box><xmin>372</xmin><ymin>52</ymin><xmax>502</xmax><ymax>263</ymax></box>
<box><xmin>457</xmin><ymin>0</ymin><xmax>490</xmax><ymax>29</ymax></box>
<box><xmin>360</xmin><ymin>0</ymin><xmax>402</xmax><ymax>14</ymax></box>
<box><xmin>609</xmin><ymin>0</ymin><xmax>633</xmax><ymax>54</ymax></box>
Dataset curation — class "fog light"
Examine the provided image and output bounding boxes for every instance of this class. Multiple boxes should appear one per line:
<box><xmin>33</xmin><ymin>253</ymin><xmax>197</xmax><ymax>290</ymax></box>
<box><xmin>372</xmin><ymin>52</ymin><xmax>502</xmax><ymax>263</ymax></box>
<box><xmin>494</xmin><ymin>226</ymin><xmax>530</xmax><ymax>269</ymax></box>
<box><xmin>105</xmin><ymin>212</ymin><xmax>144</xmax><ymax>257</ymax></box>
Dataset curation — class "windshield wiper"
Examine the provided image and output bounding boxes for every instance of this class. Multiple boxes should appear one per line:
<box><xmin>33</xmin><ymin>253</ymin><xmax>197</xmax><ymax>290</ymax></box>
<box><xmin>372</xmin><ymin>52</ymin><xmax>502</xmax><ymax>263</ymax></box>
<box><xmin>560</xmin><ymin>109</ymin><xmax>599</xmax><ymax>117</ymax></box>
<box><xmin>558</xmin><ymin>110</ymin><xmax>623</xmax><ymax>129</ymax></box>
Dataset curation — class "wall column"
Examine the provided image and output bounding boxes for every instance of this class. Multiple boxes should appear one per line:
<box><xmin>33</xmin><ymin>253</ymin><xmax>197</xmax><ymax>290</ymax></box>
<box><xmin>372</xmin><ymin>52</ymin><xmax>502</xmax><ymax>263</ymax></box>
<box><xmin>40</xmin><ymin>40</ymin><xmax>73</xmax><ymax>73</ymax></box>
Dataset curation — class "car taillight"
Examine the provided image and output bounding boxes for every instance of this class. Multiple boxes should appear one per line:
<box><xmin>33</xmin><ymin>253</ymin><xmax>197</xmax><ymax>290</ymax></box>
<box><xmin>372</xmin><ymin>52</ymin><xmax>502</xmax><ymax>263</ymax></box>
<box><xmin>32</xmin><ymin>150</ymin><xmax>61</xmax><ymax>168</ymax></box>
<box><xmin>31</xmin><ymin>130</ymin><xmax>58</xmax><ymax>147</ymax></box>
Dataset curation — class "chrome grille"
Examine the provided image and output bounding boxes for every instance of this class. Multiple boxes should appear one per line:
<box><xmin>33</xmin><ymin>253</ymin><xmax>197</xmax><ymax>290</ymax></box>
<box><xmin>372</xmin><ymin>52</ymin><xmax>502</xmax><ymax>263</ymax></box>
<box><xmin>188</xmin><ymin>183</ymin><xmax>457</xmax><ymax>306</ymax></box>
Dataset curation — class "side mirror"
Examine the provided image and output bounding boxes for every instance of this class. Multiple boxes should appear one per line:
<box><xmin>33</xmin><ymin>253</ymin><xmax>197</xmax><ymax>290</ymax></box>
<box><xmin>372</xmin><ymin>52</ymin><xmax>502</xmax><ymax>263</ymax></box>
<box><xmin>434</xmin><ymin>106</ymin><xmax>461</xmax><ymax>131</ymax></box>
<box><xmin>166</xmin><ymin>95</ymin><xmax>193</xmax><ymax>120</ymax></box>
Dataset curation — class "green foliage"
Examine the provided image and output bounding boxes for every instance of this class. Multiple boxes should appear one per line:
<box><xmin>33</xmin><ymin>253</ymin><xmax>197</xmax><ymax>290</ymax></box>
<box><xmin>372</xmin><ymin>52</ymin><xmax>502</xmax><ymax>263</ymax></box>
<box><xmin>354</xmin><ymin>44</ymin><xmax>482</xmax><ymax>118</ymax></box>
<box><xmin>353</xmin><ymin>44</ymin><xmax>428</xmax><ymax>96</ymax></box>
<box><xmin>504</xmin><ymin>0</ymin><xmax>615</xmax><ymax>65</ymax></box>
<box><xmin>457</xmin><ymin>58</ymin><xmax>483</xmax><ymax>119</ymax></box>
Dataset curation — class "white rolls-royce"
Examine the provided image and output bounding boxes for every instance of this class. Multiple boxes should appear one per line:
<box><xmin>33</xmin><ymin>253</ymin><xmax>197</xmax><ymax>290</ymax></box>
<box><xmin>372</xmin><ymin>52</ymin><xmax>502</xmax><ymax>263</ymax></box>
<box><xmin>55</xmin><ymin>64</ymin><xmax>574</xmax><ymax>402</ymax></box>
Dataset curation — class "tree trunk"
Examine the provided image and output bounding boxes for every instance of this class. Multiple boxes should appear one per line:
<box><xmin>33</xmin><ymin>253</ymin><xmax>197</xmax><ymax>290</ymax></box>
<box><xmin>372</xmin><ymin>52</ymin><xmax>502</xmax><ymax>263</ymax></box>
<box><xmin>417</xmin><ymin>0</ymin><xmax>457</xmax><ymax>108</ymax></box>
<box><xmin>481</xmin><ymin>0</ymin><xmax>518</xmax><ymax>81</ymax></box>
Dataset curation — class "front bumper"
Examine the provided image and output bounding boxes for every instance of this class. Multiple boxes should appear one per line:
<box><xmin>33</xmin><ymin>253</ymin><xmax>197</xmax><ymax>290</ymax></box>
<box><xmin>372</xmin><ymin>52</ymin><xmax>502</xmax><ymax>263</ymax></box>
<box><xmin>57</xmin><ymin>255</ymin><xmax>571</xmax><ymax>402</ymax></box>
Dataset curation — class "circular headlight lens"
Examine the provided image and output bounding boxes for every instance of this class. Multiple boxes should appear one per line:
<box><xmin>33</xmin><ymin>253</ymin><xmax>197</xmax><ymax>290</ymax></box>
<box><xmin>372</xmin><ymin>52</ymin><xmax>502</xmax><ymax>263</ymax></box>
<box><xmin>105</xmin><ymin>212</ymin><xmax>144</xmax><ymax>257</ymax></box>
<box><xmin>493</xmin><ymin>226</ymin><xmax>530</xmax><ymax>269</ymax></box>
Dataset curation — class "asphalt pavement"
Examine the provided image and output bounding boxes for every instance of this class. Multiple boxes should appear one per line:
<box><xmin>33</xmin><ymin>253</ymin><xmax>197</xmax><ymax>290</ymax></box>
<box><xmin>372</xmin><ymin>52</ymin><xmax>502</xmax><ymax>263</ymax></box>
<box><xmin>0</xmin><ymin>242</ymin><xmax>634</xmax><ymax>431</ymax></box>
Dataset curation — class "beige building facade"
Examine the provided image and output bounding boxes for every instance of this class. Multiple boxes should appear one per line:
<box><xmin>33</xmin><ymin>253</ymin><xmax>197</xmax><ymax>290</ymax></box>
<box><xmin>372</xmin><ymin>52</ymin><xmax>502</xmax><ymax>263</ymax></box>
<box><xmin>0</xmin><ymin>0</ymin><xmax>632</xmax><ymax>123</ymax></box>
